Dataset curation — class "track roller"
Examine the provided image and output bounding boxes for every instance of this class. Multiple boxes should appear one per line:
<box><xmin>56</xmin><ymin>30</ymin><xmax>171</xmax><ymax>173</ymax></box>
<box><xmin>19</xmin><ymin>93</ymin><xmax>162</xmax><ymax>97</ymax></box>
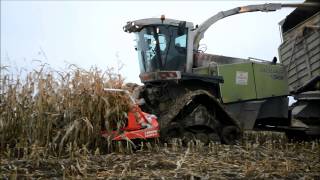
<box><xmin>195</xmin><ymin>133</ymin><xmax>210</xmax><ymax>144</ymax></box>
<box><xmin>221</xmin><ymin>125</ymin><xmax>241</xmax><ymax>144</ymax></box>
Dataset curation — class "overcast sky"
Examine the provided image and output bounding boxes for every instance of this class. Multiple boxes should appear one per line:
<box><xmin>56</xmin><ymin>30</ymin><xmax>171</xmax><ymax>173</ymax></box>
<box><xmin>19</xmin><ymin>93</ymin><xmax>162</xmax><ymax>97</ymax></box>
<box><xmin>1</xmin><ymin>0</ymin><xmax>302</xmax><ymax>83</ymax></box>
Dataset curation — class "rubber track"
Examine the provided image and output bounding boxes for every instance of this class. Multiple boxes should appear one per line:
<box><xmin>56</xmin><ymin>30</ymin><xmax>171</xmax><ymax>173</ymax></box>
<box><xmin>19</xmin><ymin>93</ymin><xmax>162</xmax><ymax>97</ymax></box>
<box><xmin>158</xmin><ymin>90</ymin><xmax>241</xmax><ymax>131</ymax></box>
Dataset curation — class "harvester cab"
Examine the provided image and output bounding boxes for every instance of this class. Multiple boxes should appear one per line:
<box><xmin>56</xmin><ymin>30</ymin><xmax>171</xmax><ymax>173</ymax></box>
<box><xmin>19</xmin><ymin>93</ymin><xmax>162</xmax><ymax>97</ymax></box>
<box><xmin>123</xmin><ymin>18</ymin><xmax>193</xmax><ymax>82</ymax></box>
<box><xmin>123</xmin><ymin>3</ymin><xmax>309</xmax><ymax>83</ymax></box>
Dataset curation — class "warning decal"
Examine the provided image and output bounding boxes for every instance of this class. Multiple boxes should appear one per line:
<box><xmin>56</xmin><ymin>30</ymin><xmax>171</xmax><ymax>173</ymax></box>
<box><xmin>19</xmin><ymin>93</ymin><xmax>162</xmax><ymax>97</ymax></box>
<box><xmin>236</xmin><ymin>71</ymin><xmax>248</xmax><ymax>85</ymax></box>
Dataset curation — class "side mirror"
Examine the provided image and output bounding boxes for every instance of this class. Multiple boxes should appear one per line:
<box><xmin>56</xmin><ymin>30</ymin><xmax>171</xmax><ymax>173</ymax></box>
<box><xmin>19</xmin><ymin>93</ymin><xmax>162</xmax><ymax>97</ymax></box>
<box><xmin>178</xmin><ymin>21</ymin><xmax>186</xmax><ymax>35</ymax></box>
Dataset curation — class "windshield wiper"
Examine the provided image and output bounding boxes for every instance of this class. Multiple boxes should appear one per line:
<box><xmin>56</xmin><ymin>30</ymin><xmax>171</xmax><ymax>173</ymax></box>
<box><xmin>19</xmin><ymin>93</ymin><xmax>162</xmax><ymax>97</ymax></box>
<box><xmin>141</xmin><ymin>50</ymin><xmax>147</xmax><ymax>72</ymax></box>
<box><xmin>152</xmin><ymin>27</ymin><xmax>163</xmax><ymax>70</ymax></box>
<box><xmin>163</xmin><ymin>29</ymin><xmax>173</xmax><ymax>68</ymax></box>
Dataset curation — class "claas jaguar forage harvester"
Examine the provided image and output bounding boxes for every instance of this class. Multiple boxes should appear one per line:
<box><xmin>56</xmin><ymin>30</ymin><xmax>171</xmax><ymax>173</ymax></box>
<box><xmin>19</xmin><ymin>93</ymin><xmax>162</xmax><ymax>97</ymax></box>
<box><xmin>107</xmin><ymin>2</ymin><xmax>319</xmax><ymax>144</ymax></box>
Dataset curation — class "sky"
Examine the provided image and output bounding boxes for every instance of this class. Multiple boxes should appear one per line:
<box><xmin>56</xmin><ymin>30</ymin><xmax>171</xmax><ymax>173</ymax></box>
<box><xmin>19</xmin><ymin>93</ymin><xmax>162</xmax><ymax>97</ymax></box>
<box><xmin>1</xmin><ymin>0</ymin><xmax>303</xmax><ymax>84</ymax></box>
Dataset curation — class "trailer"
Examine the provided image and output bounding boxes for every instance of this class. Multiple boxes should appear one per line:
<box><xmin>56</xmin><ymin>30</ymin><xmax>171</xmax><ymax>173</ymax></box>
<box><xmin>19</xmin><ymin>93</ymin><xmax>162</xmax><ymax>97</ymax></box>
<box><xmin>278</xmin><ymin>2</ymin><xmax>320</xmax><ymax>137</ymax></box>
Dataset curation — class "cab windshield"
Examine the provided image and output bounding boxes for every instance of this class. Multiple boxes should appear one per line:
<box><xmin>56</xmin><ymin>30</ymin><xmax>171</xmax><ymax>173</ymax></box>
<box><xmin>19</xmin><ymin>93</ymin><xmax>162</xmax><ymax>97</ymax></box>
<box><xmin>135</xmin><ymin>26</ymin><xmax>187</xmax><ymax>73</ymax></box>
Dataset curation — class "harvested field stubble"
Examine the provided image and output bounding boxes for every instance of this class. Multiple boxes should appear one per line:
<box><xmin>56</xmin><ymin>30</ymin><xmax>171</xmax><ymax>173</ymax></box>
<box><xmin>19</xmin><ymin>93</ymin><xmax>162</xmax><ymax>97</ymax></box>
<box><xmin>1</xmin><ymin>65</ymin><xmax>320</xmax><ymax>179</ymax></box>
<box><xmin>1</xmin><ymin>132</ymin><xmax>320</xmax><ymax>179</ymax></box>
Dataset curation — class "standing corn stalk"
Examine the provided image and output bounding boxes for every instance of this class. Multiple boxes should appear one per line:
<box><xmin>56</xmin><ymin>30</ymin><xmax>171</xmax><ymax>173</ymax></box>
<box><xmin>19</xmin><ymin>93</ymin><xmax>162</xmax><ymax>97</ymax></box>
<box><xmin>0</xmin><ymin>64</ymin><xmax>131</xmax><ymax>157</ymax></box>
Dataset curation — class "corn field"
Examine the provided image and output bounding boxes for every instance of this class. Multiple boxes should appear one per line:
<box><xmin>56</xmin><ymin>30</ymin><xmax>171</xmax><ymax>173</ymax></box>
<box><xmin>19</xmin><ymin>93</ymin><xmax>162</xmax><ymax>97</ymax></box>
<box><xmin>1</xmin><ymin>65</ymin><xmax>320</xmax><ymax>179</ymax></box>
<box><xmin>0</xmin><ymin>64</ymin><xmax>131</xmax><ymax>155</ymax></box>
